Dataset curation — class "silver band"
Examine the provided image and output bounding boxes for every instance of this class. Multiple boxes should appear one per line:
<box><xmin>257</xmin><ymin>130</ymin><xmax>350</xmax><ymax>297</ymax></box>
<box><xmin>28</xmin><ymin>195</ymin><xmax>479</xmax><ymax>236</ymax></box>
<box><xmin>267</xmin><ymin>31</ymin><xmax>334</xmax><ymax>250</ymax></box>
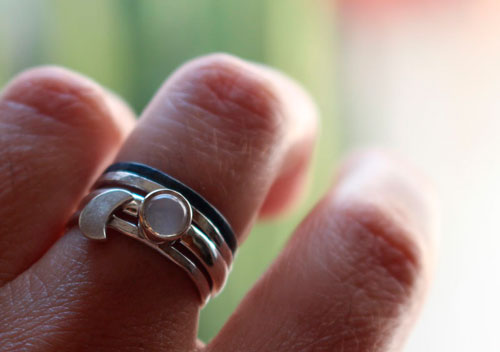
<box><xmin>76</xmin><ymin>164</ymin><xmax>236</xmax><ymax>305</ymax></box>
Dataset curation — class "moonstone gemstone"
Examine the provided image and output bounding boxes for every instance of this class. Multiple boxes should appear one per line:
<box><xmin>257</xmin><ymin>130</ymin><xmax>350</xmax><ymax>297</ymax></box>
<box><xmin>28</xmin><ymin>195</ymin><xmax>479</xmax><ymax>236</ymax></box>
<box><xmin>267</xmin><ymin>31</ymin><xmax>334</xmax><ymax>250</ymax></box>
<box><xmin>143</xmin><ymin>193</ymin><xmax>189</xmax><ymax>237</ymax></box>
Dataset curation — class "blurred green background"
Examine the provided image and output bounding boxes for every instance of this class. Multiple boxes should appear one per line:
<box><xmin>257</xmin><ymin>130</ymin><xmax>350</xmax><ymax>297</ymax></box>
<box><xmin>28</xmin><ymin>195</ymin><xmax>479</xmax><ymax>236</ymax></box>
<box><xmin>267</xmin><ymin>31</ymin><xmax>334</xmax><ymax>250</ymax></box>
<box><xmin>0</xmin><ymin>0</ymin><xmax>338</xmax><ymax>342</ymax></box>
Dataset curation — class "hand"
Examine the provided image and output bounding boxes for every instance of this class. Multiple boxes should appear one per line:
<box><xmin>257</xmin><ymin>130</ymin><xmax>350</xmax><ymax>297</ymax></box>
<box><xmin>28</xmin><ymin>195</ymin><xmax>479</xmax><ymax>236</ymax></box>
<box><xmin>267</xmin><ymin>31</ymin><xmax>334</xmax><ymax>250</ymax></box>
<box><xmin>0</xmin><ymin>54</ymin><xmax>437</xmax><ymax>352</ymax></box>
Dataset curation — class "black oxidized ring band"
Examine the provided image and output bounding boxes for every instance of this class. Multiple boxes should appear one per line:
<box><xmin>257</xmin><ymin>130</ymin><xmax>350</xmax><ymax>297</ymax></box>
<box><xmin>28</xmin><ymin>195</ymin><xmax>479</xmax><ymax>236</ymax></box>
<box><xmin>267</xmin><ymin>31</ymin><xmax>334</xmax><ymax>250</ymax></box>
<box><xmin>76</xmin><ymin>162</ymin><xmax>237</xmax><ymax>305</ymax></box>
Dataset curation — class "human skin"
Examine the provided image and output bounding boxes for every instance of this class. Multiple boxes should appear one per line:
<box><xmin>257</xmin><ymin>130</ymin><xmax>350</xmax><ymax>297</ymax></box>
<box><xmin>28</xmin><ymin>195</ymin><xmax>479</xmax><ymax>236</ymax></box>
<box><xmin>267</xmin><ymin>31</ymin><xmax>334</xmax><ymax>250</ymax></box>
<box><xmin>0</xmin><ymin>54</ymin><xmax>437</xmax><ymax>352</ymax></box>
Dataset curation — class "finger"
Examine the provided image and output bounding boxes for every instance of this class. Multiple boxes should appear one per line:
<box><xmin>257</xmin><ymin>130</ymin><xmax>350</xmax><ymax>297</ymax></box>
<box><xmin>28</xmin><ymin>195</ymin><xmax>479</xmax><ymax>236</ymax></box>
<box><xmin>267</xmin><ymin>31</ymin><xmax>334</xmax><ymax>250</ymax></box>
<box><xmin>119</xmin><ymin>56</ymin><xmax>317</xmax><ymax>224</ymax></box>
<box><xmin>0</xmin><ymin>67</ymin><xmax>134</xmax><ymax>285</ymax></box>
<box><xmin>0</xmin><ymin>54</ymin><xmax>317</xmax><ymax>351</ymax></box>
<box><xmin>208</xmin><ymin>151</ymin><xmax>438</xmax><ymax>352</ymax></box>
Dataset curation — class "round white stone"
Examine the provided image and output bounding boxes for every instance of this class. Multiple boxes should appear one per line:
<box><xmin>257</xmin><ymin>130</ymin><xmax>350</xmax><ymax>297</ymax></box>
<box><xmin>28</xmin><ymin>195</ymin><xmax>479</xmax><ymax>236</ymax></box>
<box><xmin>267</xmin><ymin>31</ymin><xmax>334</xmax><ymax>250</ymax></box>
<box><xmin>143</xmin><ymin>193</ymin><xmax>189</xmax><ymax>237</ymax></box>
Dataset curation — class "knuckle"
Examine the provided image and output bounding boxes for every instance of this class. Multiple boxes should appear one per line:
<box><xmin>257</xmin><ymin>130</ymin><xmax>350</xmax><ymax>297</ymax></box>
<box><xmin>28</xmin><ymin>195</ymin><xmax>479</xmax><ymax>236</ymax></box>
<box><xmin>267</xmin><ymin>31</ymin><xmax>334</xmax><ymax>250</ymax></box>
<box><xmin>1</xmin><ymin>66</ymin><xmax>113</xmax><ymax>133</ymax></box>
<box><xmin>168</xmin><ymin>53</ymin><xmax>284</xmax><ymax>139</ymax></box>
<box><xmin>335</xmin><ymin>200</ymin><xmax>425</xmax><ymax>293</ymax></box>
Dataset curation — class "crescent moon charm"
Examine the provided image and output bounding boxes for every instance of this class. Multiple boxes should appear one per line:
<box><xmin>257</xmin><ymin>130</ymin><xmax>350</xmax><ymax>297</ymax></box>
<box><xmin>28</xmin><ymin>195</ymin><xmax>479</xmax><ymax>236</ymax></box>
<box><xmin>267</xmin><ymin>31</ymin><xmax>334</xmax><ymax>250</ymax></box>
<box><xmin>79</xmin><ymin>189</ymin><xmax>135</xmax><ymax>241</ymax></box>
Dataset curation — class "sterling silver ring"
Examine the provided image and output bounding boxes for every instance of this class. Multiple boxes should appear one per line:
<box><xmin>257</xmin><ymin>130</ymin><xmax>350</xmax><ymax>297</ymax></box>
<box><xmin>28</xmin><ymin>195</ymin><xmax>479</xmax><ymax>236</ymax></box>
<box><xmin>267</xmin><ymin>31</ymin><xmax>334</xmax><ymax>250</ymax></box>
<box><xmin>76</xmin><ymin>162</ymin><xmax>237</xmax><ymax>305</ymax></box>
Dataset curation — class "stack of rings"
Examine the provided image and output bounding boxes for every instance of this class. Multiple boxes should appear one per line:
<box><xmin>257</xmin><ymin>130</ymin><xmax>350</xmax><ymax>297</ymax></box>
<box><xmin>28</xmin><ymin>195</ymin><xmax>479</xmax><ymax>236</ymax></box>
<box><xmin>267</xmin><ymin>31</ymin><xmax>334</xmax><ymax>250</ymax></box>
<box><xmin>76</xmin><ymin>162</ymin><xmax>237</xmax><ymax>305</ymax></box>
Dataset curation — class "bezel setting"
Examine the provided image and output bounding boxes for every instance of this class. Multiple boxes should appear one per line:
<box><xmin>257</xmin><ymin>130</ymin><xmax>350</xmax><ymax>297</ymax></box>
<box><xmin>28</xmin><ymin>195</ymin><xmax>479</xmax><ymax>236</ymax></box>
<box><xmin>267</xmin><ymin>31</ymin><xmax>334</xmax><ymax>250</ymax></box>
<box><xmin>138</xmin><ymin>189</ymin><xmax>193</xmax><ymax>243</ymax></box>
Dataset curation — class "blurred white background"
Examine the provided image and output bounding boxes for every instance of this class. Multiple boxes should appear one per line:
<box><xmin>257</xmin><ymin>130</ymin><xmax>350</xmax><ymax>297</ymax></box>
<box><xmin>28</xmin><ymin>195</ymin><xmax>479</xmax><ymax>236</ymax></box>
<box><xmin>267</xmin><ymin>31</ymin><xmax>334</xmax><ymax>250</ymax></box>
<box><xmin>339</xmin><ymin>1</ymin><xmax>500</xmax><ymax>350</ymax></box>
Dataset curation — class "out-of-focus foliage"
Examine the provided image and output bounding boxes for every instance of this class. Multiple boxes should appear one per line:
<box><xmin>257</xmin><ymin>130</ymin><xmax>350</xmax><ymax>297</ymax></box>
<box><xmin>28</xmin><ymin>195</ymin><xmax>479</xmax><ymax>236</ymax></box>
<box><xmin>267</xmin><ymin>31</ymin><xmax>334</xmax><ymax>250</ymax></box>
<box><xmin>0</xmin><ymin>0</ymin><xmax>338</xmax><ymax>341</ymax></box>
